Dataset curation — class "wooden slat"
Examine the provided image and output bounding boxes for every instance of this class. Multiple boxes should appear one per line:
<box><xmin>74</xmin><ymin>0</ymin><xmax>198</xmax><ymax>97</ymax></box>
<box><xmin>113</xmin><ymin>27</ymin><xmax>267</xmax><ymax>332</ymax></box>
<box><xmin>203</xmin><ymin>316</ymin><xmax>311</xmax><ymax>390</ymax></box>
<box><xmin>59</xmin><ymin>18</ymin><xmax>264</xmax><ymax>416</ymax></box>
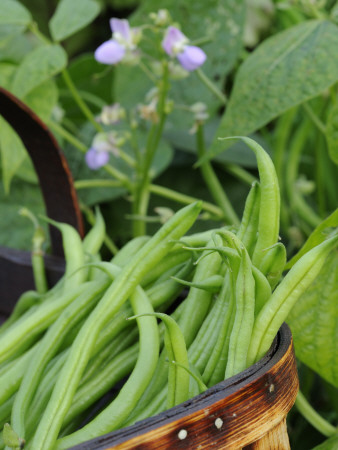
<box><xmin>0</xmin><ymin>87</ymin><xmax>84</xmax><ymax>256</ymax></box>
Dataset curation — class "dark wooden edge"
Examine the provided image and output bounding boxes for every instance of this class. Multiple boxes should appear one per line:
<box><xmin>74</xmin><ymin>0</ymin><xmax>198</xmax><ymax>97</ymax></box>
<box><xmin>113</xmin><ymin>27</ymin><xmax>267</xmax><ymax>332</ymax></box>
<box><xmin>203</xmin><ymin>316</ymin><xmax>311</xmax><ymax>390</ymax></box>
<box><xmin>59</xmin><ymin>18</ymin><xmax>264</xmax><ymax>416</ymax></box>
<box><xmin>70</xmin><ymin>323</ymin><xmax>298</xmax><ymax>449</ymax></box>
<box><xmin>0</xmin><ymin>87</ymin><xmax>84</xmax><ymax>256</ymax></box>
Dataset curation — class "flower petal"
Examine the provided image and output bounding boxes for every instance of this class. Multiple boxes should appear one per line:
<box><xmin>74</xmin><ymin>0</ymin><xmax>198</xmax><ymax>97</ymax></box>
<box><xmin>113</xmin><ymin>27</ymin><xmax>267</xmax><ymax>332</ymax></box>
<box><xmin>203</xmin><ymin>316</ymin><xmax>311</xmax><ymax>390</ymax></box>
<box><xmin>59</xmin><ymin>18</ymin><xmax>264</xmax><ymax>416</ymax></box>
<box><xmin>177</xmin><ymin>45</ymin><xmax>206</xmax><ymax>71</ymax></box>
<box><xmin>85</xmin><ymin>148</ymin><xmax>110</xmax><ymax>170</ymax></box>
<box><xmin>110</xmin><ymin>18</ymin><xmax>130</xmax><ymax>40</ymax></box>
<box><xmin>162</xmin><ymin>26</ymin><xmax>187</xmax><ymax>56</ymax></box>
<box><xmin>94</xmin><ymin>40</ymin><xmax>125</xmax><ymax>65</ymax></box>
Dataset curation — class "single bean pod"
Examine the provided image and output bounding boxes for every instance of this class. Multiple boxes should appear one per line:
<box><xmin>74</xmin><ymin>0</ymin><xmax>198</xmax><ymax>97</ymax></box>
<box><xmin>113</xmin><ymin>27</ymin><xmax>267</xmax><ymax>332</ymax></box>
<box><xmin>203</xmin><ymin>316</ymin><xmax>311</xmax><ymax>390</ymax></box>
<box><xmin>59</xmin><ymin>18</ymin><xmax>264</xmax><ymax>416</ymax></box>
<box><xmin>258</xmin><ymin>242</ymin><xmax>287</xmax><ymax>289</ymax></box>
<box><xmin>43</xmin><ymin>218</ymin><xmax>86</xmax><ymax>290</ymax></box>
<box><xmin>82</xmin><ymin>207</ymin><xmax>106</xmax><ymax>256</ymax></box>
<box><xmin>225</xmin><ymin>246</ymin><xmax>255</xmax><ymax>378</ymax></box>
<box><xmin>236</xmin><ymin>181</ymin><xmax>261</xmax><ymax>257</ymax></box>
<box><xmin>221</xmin><ymin>137</ymin><xmax>280</xmax><ymax>270</ymax></box>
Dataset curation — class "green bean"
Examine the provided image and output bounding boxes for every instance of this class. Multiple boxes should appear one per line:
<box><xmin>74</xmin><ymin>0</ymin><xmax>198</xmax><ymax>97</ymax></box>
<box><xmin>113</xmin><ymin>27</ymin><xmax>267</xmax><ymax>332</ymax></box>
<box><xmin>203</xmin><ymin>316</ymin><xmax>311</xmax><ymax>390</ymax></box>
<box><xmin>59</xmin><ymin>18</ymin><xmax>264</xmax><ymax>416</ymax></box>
<box><xmin>10</xmin><ymin>279</ymin><xmax>109</xmax><ymax>440</ymax></box>
<box><xmin>55</xmin><ymin>285</ymin><xmax>159</xmax><ymax>449</ymax></box>
<box><xmin>252</xmin><ymin>265</ymin><xmax>272</xmax><ymax>315</ymax></box>
<box><xmin>236</xmin><ymin>181</ymin><xmax>261</xmax><ymax>257</ymax></box>
<box><xmin>259</xmin><ymin>242</ymin><xmax>287</xmax><ymax>289</ymax></box>
<box><xmin>247</xmin><ymin>235</ymin><xmax>338</xmax><ymax>365</ymax></box>
<box><xmin>58</xmin><ymin>343</ymin><xmax>139</xmax><ymax>435</ymax></box>
<box><xmin>202</xmin><ymin>273</ymin><xmax>233</xmax><ymax>385</ymax></box>
<box><xmin>0</xmin><ymin>282</ymin><xmax>90</xmax><ymax>364</ymax></box>
<box><xmin>0</xmin><ymin>291</ymin><xmax>41</xmax><ymax>336</ymax></box>
<box><xmin>153</xmin><ymin>313</ymin><xmax>189</xmax><ymax>409</ymax></box>
<box><xmin>221</xmin><ymin>137</ymin><xmax>280</xmax><ymax>269</ymax></box>
<box><xmin>30</xmin><ymin>202</ymin><xmax>201</xmax><ymax>450</ymax></box>
<box><xmin>171</xmin><ymin>274</ymin><xmax>224</xmax><ymax>293</ymax></box>
<box><xmin>44</xmin><ymin>218</ymin><xmax>86</xmax><ymax>289</ymax></box>
<box><xmin>0</xmin><ymin>344</ymin><xmax>38</xmax><ymax>405</ymax></box>
<box><xmin>225</xmin><ymin>246</ymin><xmax>255</xmax><ymax>378</ymax></box>
<box><xmin>82</xmin><ymin>207</ymin><xmax>105</xmax><ymax>256</ymax></box>
<box><xmin>0</xmin><ymin>397</ymin><xmax>13</xmax><ymax>429</ymax></box>
<box><xmin>110</xmin><ymin>235</ymin><xmax>151</xmax><ymax>267</ymax></box>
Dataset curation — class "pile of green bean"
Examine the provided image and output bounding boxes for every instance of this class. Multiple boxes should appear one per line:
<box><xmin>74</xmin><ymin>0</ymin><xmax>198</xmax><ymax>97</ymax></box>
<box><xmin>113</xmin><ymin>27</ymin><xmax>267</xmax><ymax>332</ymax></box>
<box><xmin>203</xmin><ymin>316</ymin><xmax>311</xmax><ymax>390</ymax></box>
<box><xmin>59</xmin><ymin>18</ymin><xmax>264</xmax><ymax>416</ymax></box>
<box><xmin>1</xmin><ymin>138</ymin><xmax>337</xmax><ymax>450</ymax></box>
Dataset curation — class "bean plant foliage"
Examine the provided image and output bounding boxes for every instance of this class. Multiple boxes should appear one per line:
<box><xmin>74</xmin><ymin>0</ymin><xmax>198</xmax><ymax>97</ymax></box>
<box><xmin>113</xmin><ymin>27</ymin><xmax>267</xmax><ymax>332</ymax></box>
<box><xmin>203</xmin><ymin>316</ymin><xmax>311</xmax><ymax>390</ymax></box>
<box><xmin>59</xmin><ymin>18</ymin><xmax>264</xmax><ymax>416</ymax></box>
<box><xmin>0</xmin><ymin>0</ymin><xmax>337</xmax><ymax>449</ymax></box>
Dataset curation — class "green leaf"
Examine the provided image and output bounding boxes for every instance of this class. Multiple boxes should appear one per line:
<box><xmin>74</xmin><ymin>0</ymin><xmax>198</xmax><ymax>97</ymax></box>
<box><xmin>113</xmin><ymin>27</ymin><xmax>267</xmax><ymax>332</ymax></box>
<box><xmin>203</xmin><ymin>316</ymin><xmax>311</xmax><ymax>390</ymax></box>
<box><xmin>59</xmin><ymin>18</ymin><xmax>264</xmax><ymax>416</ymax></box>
<box><xmin>0</xmin><ymin>179</ymin><xmax>46</xmax><ymax>250</ymax></box>
<box><xmin>0</xmin><ymin>32</ymin><xmax>35</xmax><ymax>63</ymax></box>
<box><xmin>0</xmin><ymin>62</ymin><xmax>16</xmax><ymax>88</ymax></box>
<box><xmin>312</xmin><ymin>434</ymin><xmax>338</xmax><ymax>450</ymax></box>
<box><xmin>49</xmin><ymin>0</ymin><xmax>100</xmax><ymax>42</ymax></box>
<box><xmin>0</xmin><ymin>24</ymin><xmax>25</xmax><ymax>45</ymax></box>
<box><xmin>287</xmin><ymin>247</ymin><xmax>338</xmax><ymax>387</ymax></box>
<box><xmin>24</xmin><ymin>79</ymin><xmax>58</xmax><ymax>122</ymax></box>
<box><xmin>208</xmin><ymin>20</ymin><xmax>338</xmax><ymax>158</ymax></box>
<box><xmin>286</xmin><ymin>209</ymin><xmax>338</xmax><ymax>269</ymax></box>
<box><xmin>326</xmin><ymin>100</ymin><xmax>338</xmax><ymax>165</ymax></box>
<box><xmin>0</xmin><ymin>0</ymin><xmax>31</xmax><ymax>26</ymax></box>
<box><xmin>57</xmin><ymin>53</ymin><xmax>114</xmax><ymax>125</ymax></box>
<box><xmin>11</xmin><ymin>44</ymin><xmax>67</xmax><ymax>98</ymax></box>
<box><xmin>0</xmin><ymin>118</ymin><xmax>27</xmax><ymax>193</ymax></box>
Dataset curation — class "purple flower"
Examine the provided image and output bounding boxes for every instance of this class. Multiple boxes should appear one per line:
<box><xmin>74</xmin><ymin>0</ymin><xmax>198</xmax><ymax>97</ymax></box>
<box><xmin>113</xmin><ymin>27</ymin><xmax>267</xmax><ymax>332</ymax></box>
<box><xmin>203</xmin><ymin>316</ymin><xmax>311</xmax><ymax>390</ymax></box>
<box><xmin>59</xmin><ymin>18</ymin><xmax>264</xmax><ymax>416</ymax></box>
<box><xmin>95</xmin><ymin>18</ymin><xmax>140</xmax><ymax>65</ymax></box>
<box><xmin>85</xmin><ymin>132</ymin><xmax>120</xmax><ymax>170</ymax></box>
<box><xmin>162</xmin><ymin>26</ymin><xmax>206</xmax><ymax>71</ymax></box>
<box><xmin>85</xmin><ymin>147</ymin><xmax>110</xmax><ymax>170</ymax></box>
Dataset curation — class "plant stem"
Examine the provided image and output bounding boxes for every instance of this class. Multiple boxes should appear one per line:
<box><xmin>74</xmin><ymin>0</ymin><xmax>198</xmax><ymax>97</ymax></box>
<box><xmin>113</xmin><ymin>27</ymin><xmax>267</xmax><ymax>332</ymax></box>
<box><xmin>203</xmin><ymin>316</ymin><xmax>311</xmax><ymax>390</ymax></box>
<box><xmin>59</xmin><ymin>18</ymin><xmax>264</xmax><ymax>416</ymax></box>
<box><xmin>295</xmin><ymin>391</ymin><xmax>337</xmax><ymax>437</ymax></box>
<box><xmin>48</xmin><ymin>121</ymin><xmax>132</xmax><ymax>188</ymax></box>
<box><xmin>196</xmin><ymin>69</ymin><xmax>227</xmax><ymax>105</ymax></box>
<box><xmin>220</xmin><ymin>163</ymin><xmax>257</xmax><ymax>186</ymax></box>
<box><xmin>61</xmin><ymin>69</ymin><xmax>103</xmax><ymax>133</ymax></box>
<box><xmin>196</xmin><ymin>124</ymin><xmax>239</xmax><ymax>225</ymax></box>
<box><xmin>302</xmin><ymin>103</ymin><xmax>326</xmax><ymax>135</ymax></box>
<box><xmin>132</xmin><ymin>62</ymin><xmax>170</xmax><ymax>236</ymax></box>
<box><xmin>149</xmin><ymin>184</ymin><xmax>223</xmax><ymax>218</ymax></box>
<box><xmin>74</xmin><ymin>180</ymin><xmax>122</xmax><ymax>190</ymax></box>
<box><xmin>47</xmin><ymin>120</ymin><xmax>87</xmax><ymax>152</ymax></box>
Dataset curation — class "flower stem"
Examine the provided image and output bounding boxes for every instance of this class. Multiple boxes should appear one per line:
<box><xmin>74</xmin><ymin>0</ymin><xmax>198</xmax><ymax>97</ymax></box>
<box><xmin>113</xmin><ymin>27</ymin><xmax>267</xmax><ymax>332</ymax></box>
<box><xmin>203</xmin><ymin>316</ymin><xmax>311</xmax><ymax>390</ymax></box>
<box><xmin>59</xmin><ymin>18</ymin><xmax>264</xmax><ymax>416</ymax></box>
<box><xmin>48</xmin><ymin>120</ymin><xmax>132</xmax><ymax>188</ymax></box>
<box><xmin>61</xmin><ymin>69</ymin><xmax>103</xmax><ymax>133</ymax></box>
<box><xmin>196</xmin><ymin>124</ymin><xmax>239</xmax><ymax>225</ymax></box>
<box><xmin>220</xmin><ymin>163</ymin><xmax>257</xmax><ymax>186</ymax></box>
<box><xmin>149</xmin><ymin>184</ymin><xmax>223</xmax><ymax>218</ymax></box>
<box><xmin>132</xmin><ymin>61</ymin><xmax>170</xmax><ymax>236</ymax></box>
<box><xmin>196</xmin><ymin>68</ymin><xmax>227</xmax><ymax>105</ymax></box>
<box><xmin>295</xmin><ymin>390</ymin><xmax>337</xmax><ymax>437</ymax></box>
<box><xmin>302</xmin><ymin>102</ymin><xmax>326</xmax><ymax>135</ymax></box>
<box><xmin>74</xmin><ymin>180</ymin><xmax>122</xmax><ymax>189</ymax></box>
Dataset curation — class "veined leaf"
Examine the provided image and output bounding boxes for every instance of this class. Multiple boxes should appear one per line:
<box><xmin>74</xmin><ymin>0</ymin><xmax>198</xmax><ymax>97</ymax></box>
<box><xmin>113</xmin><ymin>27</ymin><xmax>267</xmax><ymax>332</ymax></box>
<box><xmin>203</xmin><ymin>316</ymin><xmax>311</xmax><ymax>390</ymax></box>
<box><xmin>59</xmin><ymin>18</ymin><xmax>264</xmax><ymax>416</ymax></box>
<box><xmin>0</xmin><ymin>0</ymin><xmax>31</xmax><ymax>26</ymax></box>
<box><xmin>287</xmin><ymin>248</ymin><xmax>338</xmax><ymax>387</ymax></box>
<box><xmin>0</xmin><ymin>118</ymin><xmax>27</xmax><ymax>193</ymax></box>
<box><xmin>49</xmin><ymin>0</ymin><xmax>100</xmax><ymax>42</ymax></box>
<box><xmin>11</xmin><ymin>44</ymin><xmax>67</xmax><ymax>98</ymax></box>
<box><xmin>286</xmin><ymin>209</ymin><xmax>338</xmax><ymax>269</ymax></box>
<box><xmin>208</xmin><ymin>20</ymin><xmax>338</xmax><ymax>159</ymax></box>
<box><xmin>326</xmin><ymin>99</ymin><xmax>338</xmax><ymax>165</ymax></box>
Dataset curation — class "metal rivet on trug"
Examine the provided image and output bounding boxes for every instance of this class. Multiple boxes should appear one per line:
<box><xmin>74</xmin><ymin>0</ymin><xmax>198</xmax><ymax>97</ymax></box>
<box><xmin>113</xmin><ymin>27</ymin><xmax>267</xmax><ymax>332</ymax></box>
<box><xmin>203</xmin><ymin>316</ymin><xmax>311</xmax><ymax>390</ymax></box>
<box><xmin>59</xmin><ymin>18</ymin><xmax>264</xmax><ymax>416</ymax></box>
<box><xmin>178</xmin><ymin>429</ymin><xmax>188</xmax><ymax>440</ymax></box>
<box><xmin>215</xmin><ymin>418</ymin><xmax>223</xmax><ymax>429</ymax></box>
<box><xmin>269</xmin><ymin>384</ymin><xmax>275</xmax><ymax>393</ymax></box>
